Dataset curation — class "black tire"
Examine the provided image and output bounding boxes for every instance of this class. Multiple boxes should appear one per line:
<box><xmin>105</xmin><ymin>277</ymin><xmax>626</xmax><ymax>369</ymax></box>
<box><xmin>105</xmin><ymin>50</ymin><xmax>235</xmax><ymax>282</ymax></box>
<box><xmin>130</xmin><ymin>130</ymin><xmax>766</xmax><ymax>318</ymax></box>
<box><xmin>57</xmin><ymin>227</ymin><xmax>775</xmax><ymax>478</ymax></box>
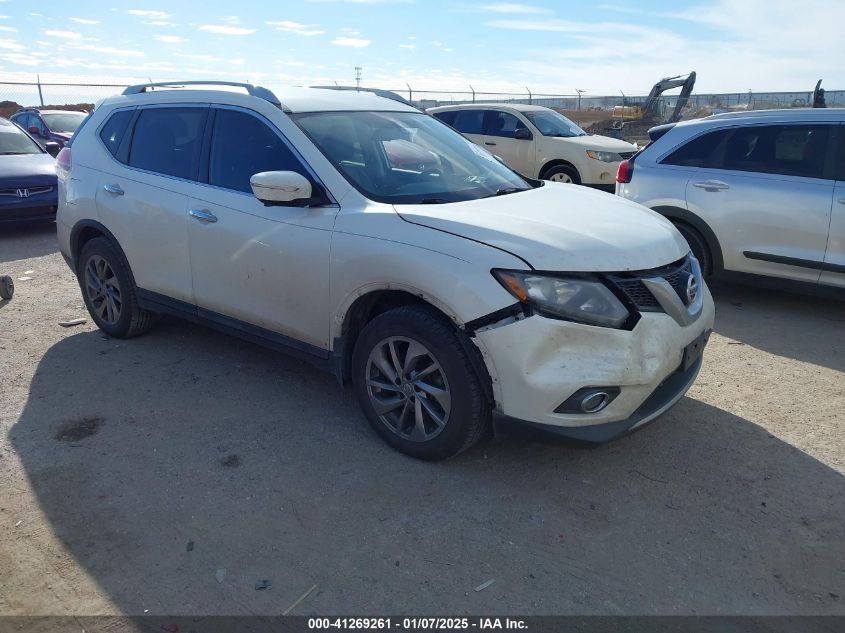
<box><xmin>77</xmin><ymin>237</ymin><xmax>155</xmax><ymax>338</ymax></box>
<box><xmin>542</xmin><ymin>164</ymin><xmax>580</xmax><ymax>184</ymax></box>
<box><xmin>0</xmin><ymin>275</ymin><xmax>13</xmax><ymax>300</ymax></box>
<box><xmin>352</xmin><ymin>305</ymin><xmax>490</xmax><ymax>460</ymax></box>
<box><xmin>673</xmin><ymin>222</ymin><xmax>712</xmax><ymax>277</ymax></box>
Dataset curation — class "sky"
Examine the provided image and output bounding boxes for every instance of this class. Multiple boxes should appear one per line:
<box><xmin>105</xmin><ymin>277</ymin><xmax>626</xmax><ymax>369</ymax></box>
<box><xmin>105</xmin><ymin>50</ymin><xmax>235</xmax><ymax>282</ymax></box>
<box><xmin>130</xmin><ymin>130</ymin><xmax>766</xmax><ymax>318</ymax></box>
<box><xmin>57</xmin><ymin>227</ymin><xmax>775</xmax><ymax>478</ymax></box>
<box><xmin>0</xmin><ymin>0</ymin><xmax>841</xmax><ymax>97</ymax></box>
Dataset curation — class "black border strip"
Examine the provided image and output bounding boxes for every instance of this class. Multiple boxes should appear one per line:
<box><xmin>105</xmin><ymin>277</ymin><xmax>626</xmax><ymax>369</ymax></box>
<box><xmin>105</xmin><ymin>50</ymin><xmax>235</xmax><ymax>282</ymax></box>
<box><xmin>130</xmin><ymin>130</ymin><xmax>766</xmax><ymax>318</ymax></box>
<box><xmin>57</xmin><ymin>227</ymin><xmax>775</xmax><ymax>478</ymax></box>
<box><xmin>743</xmin><ymin>250</ymin><xmax>845</xmax><ymax>274</ymax></box>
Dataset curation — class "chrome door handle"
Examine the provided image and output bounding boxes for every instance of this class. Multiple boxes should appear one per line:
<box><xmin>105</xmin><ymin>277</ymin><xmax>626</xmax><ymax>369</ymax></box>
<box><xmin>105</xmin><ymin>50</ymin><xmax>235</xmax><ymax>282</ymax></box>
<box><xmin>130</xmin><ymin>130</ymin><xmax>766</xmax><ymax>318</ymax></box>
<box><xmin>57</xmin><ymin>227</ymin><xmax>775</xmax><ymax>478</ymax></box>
<box><xmin>103</xmin><ymin>183</ymin><xmax>124</xmax><ymax>195</ymax></box>
<box><xmin>692</xmin><ymin>180</ymin><xmax>730</xmax><ymax>191</ymax></box>
<box><xmin>189</xmin><ymin>208</ymin><xmax>217</xmax><ymax>223</ymax></box>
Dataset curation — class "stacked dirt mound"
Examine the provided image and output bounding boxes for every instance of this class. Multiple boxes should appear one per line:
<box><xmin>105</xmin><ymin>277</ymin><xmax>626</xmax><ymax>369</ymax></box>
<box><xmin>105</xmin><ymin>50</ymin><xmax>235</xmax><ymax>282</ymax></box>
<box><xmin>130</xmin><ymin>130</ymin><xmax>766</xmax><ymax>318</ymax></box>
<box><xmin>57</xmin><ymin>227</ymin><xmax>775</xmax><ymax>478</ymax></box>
<box><xmin>0</xmin><ymin>102</ymin><xmax>92</xmax><ymax>120</ymax></box>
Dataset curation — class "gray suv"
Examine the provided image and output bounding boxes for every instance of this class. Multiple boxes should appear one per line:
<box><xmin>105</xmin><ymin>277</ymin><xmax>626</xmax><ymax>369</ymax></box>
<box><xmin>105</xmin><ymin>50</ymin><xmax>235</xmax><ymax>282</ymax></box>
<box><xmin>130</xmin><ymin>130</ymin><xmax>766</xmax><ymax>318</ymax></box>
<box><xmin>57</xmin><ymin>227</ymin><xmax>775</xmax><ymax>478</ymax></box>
<box><xmin>616</xmin><ymin>109</ymin><xmax>845</xmax><ymax>289</ymax></box>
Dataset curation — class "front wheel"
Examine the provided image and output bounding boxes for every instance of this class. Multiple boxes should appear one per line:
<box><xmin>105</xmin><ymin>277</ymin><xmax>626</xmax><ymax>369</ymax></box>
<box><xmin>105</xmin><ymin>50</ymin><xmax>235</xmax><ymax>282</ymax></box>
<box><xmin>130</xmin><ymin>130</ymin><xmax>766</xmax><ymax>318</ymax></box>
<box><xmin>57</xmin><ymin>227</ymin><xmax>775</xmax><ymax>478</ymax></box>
<box><xmin>673</xmin><ymin>223</ymin><xmax>712</xmax><ymax>277</ymax></box>
<box><xmin>542</xmin><ymin>164</ymin><xmax>580</xmax><ymax>184</ymax></box>
<box><xmin>352</xmin><ymin>305</ymin><xmax>490</xmax><ymax>460</ymax></box>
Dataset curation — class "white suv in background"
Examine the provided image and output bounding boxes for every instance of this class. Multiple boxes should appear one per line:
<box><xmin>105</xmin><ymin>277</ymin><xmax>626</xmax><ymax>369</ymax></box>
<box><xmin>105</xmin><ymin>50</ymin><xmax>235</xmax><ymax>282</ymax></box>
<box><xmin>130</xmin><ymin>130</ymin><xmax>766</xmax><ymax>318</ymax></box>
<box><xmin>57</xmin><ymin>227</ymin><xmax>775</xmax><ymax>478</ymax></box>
<box><xmin>428</xmin><ymin>103</ymin><xmax>637</xmax><ymax>190</ymax></box>
<box><xmin>56</xmin><ymin>81</ymin><xmax>713</xmax><ymax>460</ymax></box>
<box><xmin>616</xmin><ymin>109</ymin><xmax>844</xmax><ymax>287</ymax></box>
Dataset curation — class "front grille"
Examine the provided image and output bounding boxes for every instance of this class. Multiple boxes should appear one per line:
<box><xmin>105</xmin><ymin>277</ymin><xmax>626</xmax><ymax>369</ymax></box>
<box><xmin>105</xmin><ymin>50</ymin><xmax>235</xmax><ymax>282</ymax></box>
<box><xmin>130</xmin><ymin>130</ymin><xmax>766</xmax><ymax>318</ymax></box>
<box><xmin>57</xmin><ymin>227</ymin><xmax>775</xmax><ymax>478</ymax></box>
<box><xmin>617</xmin><ymin>151</ymin><xmax>636</xmax><ymax>160</ymax></box>
<box><xmin>608</xmin><ymin>256</ymin><xmax>692</xmax><ymax>311</ymax></box>
<box><xmin>0</xmin><ymin>185</ymin><xmax>54</xmax><ymax>197</ymax></box>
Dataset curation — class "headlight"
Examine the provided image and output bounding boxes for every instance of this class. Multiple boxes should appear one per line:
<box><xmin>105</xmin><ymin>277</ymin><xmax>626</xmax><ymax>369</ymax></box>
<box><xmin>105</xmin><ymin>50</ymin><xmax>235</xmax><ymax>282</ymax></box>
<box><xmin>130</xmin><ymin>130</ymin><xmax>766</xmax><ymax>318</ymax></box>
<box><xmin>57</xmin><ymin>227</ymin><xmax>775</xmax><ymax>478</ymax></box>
<box><xmin>492</xmin><ymin>270</ymin><xmax>630</xmax><ymax>328</ymax></box>
<box><xmin>586</xmin><ymin>150</ymin><xmax>621</xmax><ymax>162</ymax></box>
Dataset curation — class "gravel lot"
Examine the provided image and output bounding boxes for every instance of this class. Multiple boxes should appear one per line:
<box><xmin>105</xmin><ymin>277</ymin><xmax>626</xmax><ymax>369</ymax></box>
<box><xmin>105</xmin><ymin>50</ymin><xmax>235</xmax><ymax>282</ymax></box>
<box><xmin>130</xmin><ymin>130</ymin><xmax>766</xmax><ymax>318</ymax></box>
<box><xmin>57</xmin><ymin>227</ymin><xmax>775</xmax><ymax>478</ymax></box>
<box><xmin>1</xmin><ymin>224</ymin><xmax>843</xmax><ymax>616</ymax></box>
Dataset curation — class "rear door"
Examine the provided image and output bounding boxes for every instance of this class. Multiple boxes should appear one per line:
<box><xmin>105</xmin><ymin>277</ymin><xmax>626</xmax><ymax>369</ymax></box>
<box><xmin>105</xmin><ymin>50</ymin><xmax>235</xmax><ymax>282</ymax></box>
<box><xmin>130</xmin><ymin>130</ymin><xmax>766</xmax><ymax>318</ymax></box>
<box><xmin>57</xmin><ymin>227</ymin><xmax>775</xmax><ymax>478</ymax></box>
<box><xmin>821</xmin><ymin>124</ymin><xmax>845</xmax><ymax>287</ymax></box>
<box><xmin>185</xmin><ymin>106</ymin><xmax>337</xmax><ymax>349</ymax></box>
<box><xmin>683</xmin><ymin>122</ymin><xmax>835</xmax><ymax>283</ymax></box>
<box><xmin>94</xmin><ymin>105</ymin><xmax>207</xmax><ymax>304</ymax></box>
<box><xmin>481</xmin><ymin>109</ymin><xmax>535</xmax><ymax>177</ymax></box>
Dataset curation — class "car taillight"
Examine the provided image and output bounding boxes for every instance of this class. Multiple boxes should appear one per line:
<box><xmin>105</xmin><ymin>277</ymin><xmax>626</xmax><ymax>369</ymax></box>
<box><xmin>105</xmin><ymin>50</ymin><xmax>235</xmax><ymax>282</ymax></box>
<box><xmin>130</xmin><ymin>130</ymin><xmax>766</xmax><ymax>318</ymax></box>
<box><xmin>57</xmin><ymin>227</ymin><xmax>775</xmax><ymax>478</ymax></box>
<box><xmin>56</xmin><ymin>147</ymin><xmax>71</xmax><ymax>173</ymax></box>
<box><xmin>616</xmin><ymin>159</ymin><xmax>632</xmax><ymax>183</ymax></box>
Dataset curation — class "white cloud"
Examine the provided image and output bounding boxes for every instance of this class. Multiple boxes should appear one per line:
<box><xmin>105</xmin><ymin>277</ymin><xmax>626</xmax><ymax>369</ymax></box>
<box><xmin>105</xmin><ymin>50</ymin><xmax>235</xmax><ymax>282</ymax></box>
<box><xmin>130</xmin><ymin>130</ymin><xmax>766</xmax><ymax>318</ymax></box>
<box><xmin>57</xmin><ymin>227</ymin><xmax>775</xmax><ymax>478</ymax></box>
<box><xmin>220</xmin><ymin>16</ymin><xmax>241</xmax><ymax>25</ymax></box>
<box><xmin>43</xmin><ymin>30</ymin><xmax>83</xmax><ymax>39</ymax></box>
<box><xmin>0</xmin><ymin>25</ymin><xmax>15</xmax><ymax>32</ymax></box>
<box><xmin>331</xmin><ymin>36</ymin><xmax>371</xmax><ymax>47</ymax></box>
<box><xmin>266</xmin><ymin>20</ymin><xmax>324</xmax><ymax>36</ymax></box>
<box><xmin>145</xmin><ymin>20</ymin><xmax>175</xmax><ymax>26</ymax></box>
<box><xmin>70</xmin><ymin>43</ymin><xmax>145</xmax><ymax>57</ymax></box>
<box><xmin>0</xmin><ymin>39</ymin><xmax>23</xmax><ymax>50</ymax></box>
<box><xmin>479</xmin><ymin>3</ymin><xmax>552</xmax><ymax>14</ymax></box>
<box><xmin>154</xmin><ymin>34</ymin><xmax>185</xmax><ymax>44</ymax></box>
<box><xmin>127</xmin><ymin>10</ymin><xmax>171</xmax><ymax>19</ymax></box>
<box><xmin>399</xmin><ymin>44</ymin><xmax>415</xmax><ymax>49</ymax></box>
<box><xmin>198</xmin><ymin>24</ymin><xmax>255</xmax><ymax>35</ymax></box>
<box><xmin>69</xmin><ymin>17</ymin><xmax>98</xmax><ymax>25</ymax></box>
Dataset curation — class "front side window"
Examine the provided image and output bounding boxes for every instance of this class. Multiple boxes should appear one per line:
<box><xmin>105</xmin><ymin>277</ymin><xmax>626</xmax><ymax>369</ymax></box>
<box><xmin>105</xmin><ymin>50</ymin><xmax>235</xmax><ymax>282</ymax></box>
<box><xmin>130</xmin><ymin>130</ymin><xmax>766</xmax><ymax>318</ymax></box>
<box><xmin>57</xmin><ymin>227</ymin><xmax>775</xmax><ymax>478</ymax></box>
<box><xmin>208</xmin><ymin>109</ymin><xmax>310</xmax><ymax>193</ymax></box>
<box><xmin>293</xmin><ymin>110</ymin><xmax>531</xmax><ymax>204</ymax></box>
<box><xmin>450</xmin><ymin>110</ymin><xmax>485</xmax><ymax>135</ymax></box>
<box><xmin>432</xmin><ymin>111</ymin><xmax>457</xmax><ymax>126</ymax></box>
<box><xmin>128</xmin><ymin>107</ymin><xmax>206</xmax><ymax>180</ymax></box>
<box><xmin>523</xmin><ymin>110</ymin><xmax>587</xmax><ymax>138</ymax></box>
<box><xmin>484</xmin><ymin>111</ymin><xmax>528</xmax><ymax>139</ymax></box>
<box><xmin>42</xmin><ymin>112</ymin><xmax>87</xmax><ymax>134</ymax></box>
<box><xmin>0</xmin><ymin>122</ymin><xmax>43</xmax><ymax>155</ymax></box>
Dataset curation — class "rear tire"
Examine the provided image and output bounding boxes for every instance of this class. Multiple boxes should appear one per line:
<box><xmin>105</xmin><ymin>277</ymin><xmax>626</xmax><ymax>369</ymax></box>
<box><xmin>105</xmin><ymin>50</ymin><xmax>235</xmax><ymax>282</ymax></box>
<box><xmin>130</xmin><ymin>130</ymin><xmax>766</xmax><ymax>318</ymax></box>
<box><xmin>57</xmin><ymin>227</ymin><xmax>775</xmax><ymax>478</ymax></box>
<box><xmin>352</xmin><ymin>305</ymin><xmax>490</xmax><ymax>460</ymax></box>
<box><xmin>673</xmin><ymin>222</ymin><xmax>712</xmax><ymax>277</ymax></box>
<box><xmin>78</xmin><ymin>237</ymin><xmax>154</xmax><ymax>338</ymax></box>
<box><xmin>542</xmin><ymin>164</ymin><xmax>580</xmax><ymax>184</ymax></box>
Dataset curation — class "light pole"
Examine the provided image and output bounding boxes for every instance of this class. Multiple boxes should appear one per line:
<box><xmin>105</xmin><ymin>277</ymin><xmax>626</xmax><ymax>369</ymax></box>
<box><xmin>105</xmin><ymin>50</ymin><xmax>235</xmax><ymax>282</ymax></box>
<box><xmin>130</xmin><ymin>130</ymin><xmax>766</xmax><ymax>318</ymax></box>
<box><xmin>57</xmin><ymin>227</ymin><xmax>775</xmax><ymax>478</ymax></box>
<box><xmin>575</xmin><ymin>88</ymin><xmax>585</xmax><ymax>111</ymax></box>
<box><xmin>355</xmin><ymin>66</ymin><xmax>362</xmax><ymax>90</ymax></box>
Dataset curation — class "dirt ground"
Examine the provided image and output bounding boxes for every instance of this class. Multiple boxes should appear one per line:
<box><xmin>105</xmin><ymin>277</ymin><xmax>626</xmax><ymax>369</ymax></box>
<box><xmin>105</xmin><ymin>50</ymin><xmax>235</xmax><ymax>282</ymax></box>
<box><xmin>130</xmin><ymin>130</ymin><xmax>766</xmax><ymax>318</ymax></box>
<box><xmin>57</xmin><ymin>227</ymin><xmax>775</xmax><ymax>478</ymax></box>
<box><xmin>0</xmin><ymin>224</ymin><xmax>843</xmax><ymax>616</ymax></box>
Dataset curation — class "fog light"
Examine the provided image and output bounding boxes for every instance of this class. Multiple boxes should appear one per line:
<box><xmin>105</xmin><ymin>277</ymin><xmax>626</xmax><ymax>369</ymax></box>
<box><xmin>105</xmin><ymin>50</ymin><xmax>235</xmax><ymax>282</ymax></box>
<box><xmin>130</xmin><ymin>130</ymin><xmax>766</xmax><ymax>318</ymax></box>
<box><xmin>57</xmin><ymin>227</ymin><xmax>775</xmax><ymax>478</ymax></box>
<box><xmin>555</xmin><ymin>387</ymin><xmax>621</xmax><ymax>414</ymax></box>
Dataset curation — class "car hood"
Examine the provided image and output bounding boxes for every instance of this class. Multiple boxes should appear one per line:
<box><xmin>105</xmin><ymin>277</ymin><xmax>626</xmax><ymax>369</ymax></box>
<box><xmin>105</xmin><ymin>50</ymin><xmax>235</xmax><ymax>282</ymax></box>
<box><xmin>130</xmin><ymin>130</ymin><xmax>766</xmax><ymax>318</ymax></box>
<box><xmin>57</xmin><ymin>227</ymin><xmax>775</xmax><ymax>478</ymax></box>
<box><xmin>395</xmin><ymin>183</ymin><xmax>689</xmax><ymax>272</ymax></box>
<box><xmin>0</xmin><ymin>153</ymin><xmax>57</xmax><ymax>188</ymax></box>
<box><xmin>552</xmin><ymin>134</ymin><xmax>637</xmax><ymax>152</ymax></box>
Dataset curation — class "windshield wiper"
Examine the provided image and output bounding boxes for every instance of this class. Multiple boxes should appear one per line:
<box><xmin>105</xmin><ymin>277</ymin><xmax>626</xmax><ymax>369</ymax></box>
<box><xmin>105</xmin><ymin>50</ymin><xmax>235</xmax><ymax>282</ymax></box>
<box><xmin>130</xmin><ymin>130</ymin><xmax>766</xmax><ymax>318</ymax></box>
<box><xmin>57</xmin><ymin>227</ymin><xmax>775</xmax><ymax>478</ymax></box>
<box><xmin>420</xmin><ymin>198</ymin><xmax>450</xmax><ymax>204</ymax></box>
<box><xmin>495</xmin><ymin>187</ymin><xmax>526</xmax><ymax>196</ymax></box>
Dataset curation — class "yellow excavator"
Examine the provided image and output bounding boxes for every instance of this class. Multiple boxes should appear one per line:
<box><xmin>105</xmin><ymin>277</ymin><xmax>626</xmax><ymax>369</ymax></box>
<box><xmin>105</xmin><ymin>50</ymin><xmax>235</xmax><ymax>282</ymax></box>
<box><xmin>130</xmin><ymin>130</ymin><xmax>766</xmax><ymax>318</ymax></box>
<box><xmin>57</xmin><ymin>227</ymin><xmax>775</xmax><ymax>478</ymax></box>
<box><xmin>612</xmin><ymin>72</ymin><xmax>697</xmax><ymax>127</ymax></box>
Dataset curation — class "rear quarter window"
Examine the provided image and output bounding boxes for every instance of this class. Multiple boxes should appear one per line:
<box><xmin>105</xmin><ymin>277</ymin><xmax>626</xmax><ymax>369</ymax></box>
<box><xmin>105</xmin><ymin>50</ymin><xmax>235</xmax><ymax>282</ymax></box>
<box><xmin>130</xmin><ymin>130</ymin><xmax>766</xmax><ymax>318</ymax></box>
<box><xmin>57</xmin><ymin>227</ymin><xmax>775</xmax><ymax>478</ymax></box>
<box><xmin>432</xmin><ymin>111</ymin><xmax>456</xmax><ymax>126</ymax></box>
<box><xmin>98</xmin><ymin>110</ymin><xmax>133</xmax><ymax>157</ymax></box>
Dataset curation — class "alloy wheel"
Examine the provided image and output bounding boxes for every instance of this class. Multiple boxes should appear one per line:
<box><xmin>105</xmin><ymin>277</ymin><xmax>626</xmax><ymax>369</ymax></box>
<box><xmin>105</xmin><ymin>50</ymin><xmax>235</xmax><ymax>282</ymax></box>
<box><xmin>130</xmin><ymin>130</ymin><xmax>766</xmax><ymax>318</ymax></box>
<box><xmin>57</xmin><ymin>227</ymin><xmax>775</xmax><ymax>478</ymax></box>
<box><xmin>549</xmin><ymin>172</ymin><xmax>573</xmax><ymax>183</ymax></box>
<box><xmin>365</xmin><ymin>336</ymin><xmax>451</xmax><ymax>442</ymax></box>
<box><xmin>84</xmin><ymin>255</ymin><xmax>122</xmax><ymax>325</ymax></box>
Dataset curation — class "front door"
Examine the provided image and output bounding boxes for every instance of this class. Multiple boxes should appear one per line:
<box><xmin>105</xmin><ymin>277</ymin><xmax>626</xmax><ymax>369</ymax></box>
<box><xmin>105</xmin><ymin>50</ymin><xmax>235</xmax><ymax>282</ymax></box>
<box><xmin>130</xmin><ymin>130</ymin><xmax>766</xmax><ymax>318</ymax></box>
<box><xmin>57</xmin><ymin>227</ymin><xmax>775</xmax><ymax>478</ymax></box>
<box><xmin>481</xmin><ymin>110</ymin><xmax>535</xmax><ymax>177</ymax></box>
<box><xmin>186</xmin><ymin>107</ymin><xmax>338</xmax><ymax>350</ymax></box>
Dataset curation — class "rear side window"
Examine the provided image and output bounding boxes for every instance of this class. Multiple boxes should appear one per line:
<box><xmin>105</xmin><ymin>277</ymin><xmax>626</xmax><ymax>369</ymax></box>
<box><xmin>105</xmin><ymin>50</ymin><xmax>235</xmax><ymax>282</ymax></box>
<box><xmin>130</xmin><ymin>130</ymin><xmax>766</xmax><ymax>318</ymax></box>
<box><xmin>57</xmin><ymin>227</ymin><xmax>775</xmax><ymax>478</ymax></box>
<box><xmin>432</xmin><ymin>110</ymin><xmax>456</xmax><ymax>126</ymax></box>
<box><xmin>662</xmin><ymin>129</ymin><xmax>731</xmax><ymax>168</ymax></box>
<box><xmin>128</xmin><ymin>107</ymin><xmax>206</xmax><ymax>180</ymax></box>
<box><xmin>99</xmin><ymin>110</ymin><xmax>133</xmax><ymax>158</ymax></box>
<box><xmin>484</xmin><ymin>111</ymin><xmax>528</xmax><ymax>139</ymax></box>
<box><xmin>722</xmin><ymin>124</ymin><xmax>831</xmax><ymax>179</ymax></box>
<box><xmin>451</xmin><ymin>110</ymin><xmax>485</xmax><ymax>135</ymax></box>
<box><xmin>208</xmin><ymin>108</ymin><xmax>310</xmax><ymax>193</ymax></box>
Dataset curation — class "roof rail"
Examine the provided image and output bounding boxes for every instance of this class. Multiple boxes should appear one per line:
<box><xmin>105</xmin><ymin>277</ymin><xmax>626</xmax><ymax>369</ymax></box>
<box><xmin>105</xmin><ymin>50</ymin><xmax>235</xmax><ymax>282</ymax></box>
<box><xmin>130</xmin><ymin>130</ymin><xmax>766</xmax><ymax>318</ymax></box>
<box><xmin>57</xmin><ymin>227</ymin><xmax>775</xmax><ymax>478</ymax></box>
<box><xmin>122</xmin><ymin>81</ymin><xmax>281</xmax><ymax>106</ymax></box>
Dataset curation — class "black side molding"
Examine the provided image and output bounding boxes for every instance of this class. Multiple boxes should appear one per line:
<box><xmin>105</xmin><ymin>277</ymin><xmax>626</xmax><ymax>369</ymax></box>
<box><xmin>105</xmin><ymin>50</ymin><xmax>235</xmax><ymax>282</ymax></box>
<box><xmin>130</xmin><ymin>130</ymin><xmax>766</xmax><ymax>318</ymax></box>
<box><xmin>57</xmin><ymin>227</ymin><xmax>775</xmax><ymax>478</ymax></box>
<box><xmin>743</xmin><ymin>251</ymin><xmax>845</xmax><ymax>275</ymax></box>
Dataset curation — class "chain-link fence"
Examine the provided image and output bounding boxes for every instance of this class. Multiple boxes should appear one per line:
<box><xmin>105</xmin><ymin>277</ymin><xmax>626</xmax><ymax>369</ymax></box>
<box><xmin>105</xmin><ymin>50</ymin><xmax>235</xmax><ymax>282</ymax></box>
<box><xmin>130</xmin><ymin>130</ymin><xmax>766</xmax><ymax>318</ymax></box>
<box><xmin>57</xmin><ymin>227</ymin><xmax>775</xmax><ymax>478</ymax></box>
<box><xmin>0</xmin><ymin>80</ymin><xmax>841</xmax><ymax>119</ymax></box>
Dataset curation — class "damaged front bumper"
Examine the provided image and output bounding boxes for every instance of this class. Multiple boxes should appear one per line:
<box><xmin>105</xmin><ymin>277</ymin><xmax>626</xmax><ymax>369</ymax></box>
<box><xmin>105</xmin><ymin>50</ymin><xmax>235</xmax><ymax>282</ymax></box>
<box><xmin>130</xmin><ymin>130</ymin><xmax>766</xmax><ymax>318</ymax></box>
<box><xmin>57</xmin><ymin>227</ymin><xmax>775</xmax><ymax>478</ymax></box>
<box><xmin>471</xmin><ymin>286</ymin><xmax>715</xmax><ymax>442</ymax></box>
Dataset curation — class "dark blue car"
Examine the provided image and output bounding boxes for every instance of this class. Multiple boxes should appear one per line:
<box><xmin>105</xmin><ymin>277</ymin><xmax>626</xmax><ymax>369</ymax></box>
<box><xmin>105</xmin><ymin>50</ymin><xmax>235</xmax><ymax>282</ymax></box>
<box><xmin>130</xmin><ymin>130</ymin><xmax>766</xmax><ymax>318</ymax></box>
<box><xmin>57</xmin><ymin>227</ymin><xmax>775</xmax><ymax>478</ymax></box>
<box><xmin>0</xmin><ymin>117</ymin><xmax>59</xmax><ymax>224</ymax></box>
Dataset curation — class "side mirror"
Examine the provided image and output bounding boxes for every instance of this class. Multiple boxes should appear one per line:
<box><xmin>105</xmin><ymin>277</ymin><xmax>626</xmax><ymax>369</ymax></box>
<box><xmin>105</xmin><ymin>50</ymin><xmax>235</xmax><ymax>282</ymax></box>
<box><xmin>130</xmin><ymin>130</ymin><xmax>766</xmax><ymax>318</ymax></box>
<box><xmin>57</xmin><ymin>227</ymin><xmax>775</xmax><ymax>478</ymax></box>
<box><xmin>44</xmin><ymin>141</ymin><xmax>60</xmax><ymax>158</ymax></box>
<box><xmin>250</xmin><ymin>171</ymin><xmax>313</xmax><ymax>206</ymax></box>
<box><xmin>514</xmin><ymin>127</ymin><xmax>533</xmax><ymax>140</ymax></box>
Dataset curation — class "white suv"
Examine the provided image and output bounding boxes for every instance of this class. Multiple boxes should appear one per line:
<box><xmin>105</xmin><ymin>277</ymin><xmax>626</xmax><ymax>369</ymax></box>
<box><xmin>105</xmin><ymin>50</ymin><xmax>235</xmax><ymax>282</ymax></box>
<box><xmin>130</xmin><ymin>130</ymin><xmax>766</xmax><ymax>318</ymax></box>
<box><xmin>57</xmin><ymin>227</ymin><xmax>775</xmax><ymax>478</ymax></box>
<box><xmin>56</xmin><ymin>81</ymin><xmax>714</xmax><ymax>460</ymax></box>
<box><xmin>428</xmin><ymin>103</ymin><xmax>637</xmax><ymax>190</ymax></box>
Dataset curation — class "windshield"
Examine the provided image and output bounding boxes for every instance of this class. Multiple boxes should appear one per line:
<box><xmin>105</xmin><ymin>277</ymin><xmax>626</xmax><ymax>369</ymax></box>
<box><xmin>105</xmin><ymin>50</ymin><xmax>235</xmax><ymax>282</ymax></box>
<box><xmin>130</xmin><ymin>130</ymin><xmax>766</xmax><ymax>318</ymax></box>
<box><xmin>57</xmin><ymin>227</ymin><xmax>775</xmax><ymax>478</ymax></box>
<box><xmin>524</xmin><ymin>110</ymin><xmax>587</xmax><ymax>138</ymax></box>
<box><xmin>292</xmin><ymin>111</ymin><xmax>531</xmax><ymax>204</ymax></box>
<box><xmin>0</xmin><ymin>125</ymin><xmax>42</xmax><ymax>154</ymax></box>
<box><xmin>42</xmin><ymin>112</ymin><xmax>87</xmax><ymax>133</ymax></box>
